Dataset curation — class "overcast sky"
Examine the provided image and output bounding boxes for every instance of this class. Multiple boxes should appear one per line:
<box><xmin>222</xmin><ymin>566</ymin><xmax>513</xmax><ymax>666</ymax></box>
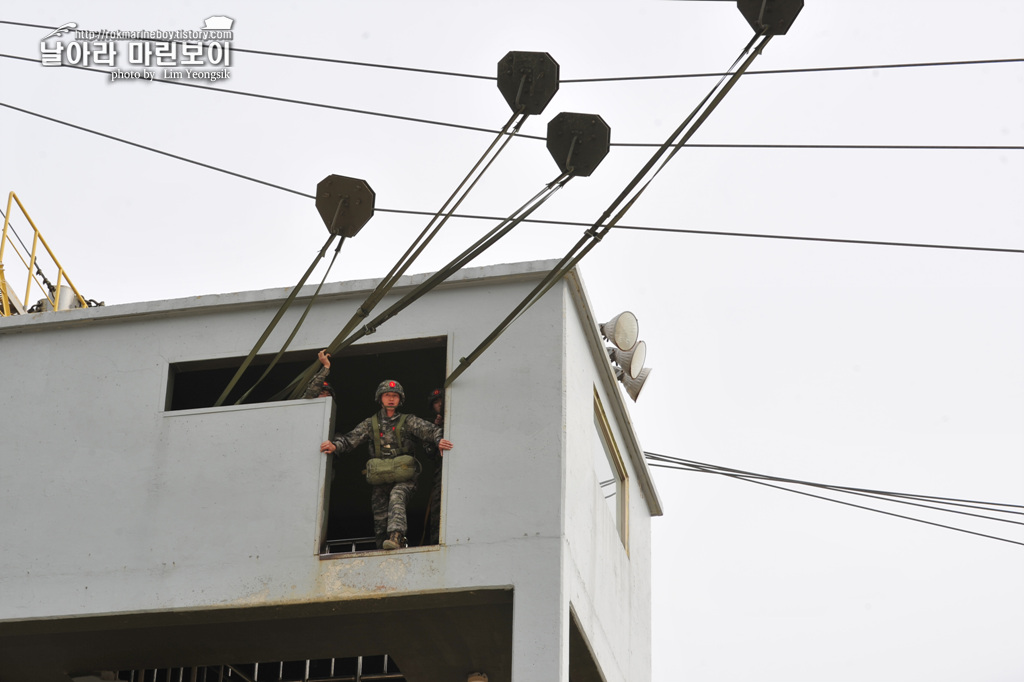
<box><xmin>2</xmin><ymin>2</ymin><xmax>1022</xmax><ymax>681</ymax></box>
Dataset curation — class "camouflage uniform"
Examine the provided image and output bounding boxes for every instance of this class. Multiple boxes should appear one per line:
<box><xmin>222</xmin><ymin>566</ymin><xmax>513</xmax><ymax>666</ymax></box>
<box><xmin>423</xmin><ymin>413</ymin><xmax>444</xmax><ymax>545</ymax></box>
<box><xmin>301</xmin><ymin>366</ymin><xmax>331</xmax><ymax>399</ymax></box>
<box><xmin>330</xmin><ymin>409</ymin><xmax>443</xmax><ymax>547</ymax></box>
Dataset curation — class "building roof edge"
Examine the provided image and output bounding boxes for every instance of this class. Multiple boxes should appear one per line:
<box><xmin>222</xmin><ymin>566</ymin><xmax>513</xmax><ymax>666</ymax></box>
<box><xmin>0</xmin><ymin>259</ymin><xmax>563</xmax><ymax>335</ymax></box>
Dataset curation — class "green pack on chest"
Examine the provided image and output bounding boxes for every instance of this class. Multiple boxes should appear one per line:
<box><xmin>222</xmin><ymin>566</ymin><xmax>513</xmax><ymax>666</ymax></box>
<box><xmin>371</xmin><ymin>413</ymin><xmax>409</xmax><ymax>457</ymax></box>
<box><xmin>364</xmin><ymin>413</ymin><xmax>417</xmax><ymax>485</ymax></box>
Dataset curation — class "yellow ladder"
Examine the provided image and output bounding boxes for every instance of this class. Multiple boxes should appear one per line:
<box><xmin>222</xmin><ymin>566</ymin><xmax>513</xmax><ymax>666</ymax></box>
<box><xmin>1</xmin><ymin>191</ymin><xmax>89</xmax><ymax>316</ymax></box>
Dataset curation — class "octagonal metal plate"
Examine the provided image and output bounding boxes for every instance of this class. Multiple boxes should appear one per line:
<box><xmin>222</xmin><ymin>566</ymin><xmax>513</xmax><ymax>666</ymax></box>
<box><xmin>496</xmin><ymin>51</ymin><xmax>560</xmax><ymax>116</ymax></box>
<box><xmin>315</xmin><ymin>175</ymin><xmax>375</xmax><ymax>237</ymax></box>
<box><xmin>737</xmin><ymin>0</ymin><xmax>803</xmax><ymax>35</ymax></box>
<box><xmin>546</xmin><ymin>112</ymin><xmax>610</xmax><ymax>177</ymax></box>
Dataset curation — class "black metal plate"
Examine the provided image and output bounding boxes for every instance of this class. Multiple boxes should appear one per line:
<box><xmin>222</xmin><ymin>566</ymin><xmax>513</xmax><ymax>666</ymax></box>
<box><xmin>316</xmin><ymin>175</ymin><xmax>375</xmax><ymax>237</ymax></box>
<box><xmin>737</xmin><ymin>0</ymin><xmax>803</xmax><ymax>35</ymax></box>
<box><xmin>546</xmin><ymin>112</ymin><xmax>610</xmax><ymax>177</ymax></box>
<box><xmin>496</xmin><ymin>51</ymin><xmax>560</xmax><ymax>116</ymax></box>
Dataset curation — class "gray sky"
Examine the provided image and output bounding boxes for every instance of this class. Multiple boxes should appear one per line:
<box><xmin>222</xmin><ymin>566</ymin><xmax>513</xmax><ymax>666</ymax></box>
<box><xmin>2</xmin><ymin>2</ymin><xmax>1022</xmax><ymax>680</ymax></box>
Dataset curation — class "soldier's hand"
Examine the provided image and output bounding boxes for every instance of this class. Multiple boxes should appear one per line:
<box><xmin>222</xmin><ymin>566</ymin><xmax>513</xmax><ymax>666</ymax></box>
<box><xmin>320</xmin><ymin>441</ymin><xmax>337</xmax><ymax>454</ymax></box>
<box><xmin>318</xmin><ymin>349</ymin><xmax>331</xmax><ymax>369</ymax></box>
<box><xmin>438</xmin><ymin>439</ymin><xmax>453</xmax><ymax>452</ymax></box>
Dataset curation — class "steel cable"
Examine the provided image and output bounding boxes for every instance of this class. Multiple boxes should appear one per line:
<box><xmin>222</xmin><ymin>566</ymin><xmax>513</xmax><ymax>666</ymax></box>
<box><xmin>646</xmin><ymin>453</ymin><xmax>1024</xmax><ymax>512</ymax></box>
<box><xmin>2</xmin><ymin>101</ymin><xmax>1019</xmax><ymax>256</ymax></box>
<box><xmin>648</xmin><ymin>459</ymin><xmax>1024</xmax><ymax>547</ymax></box>
<box><xmin>4</xmin><ymin>54</ymin><xmax>1021</xmax><ymax>150</ymax></box>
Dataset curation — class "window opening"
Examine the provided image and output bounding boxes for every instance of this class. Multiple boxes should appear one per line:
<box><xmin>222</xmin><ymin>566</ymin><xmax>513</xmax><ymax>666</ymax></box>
<box><xmin>593</xmin><ymin>390</ymin><xmax>629</xmax><ymax>551</ymax></box>
<box><xmin>165</xmin><ymin>338</ymin><xmax>447</xmax><ymax>554</ymax></box>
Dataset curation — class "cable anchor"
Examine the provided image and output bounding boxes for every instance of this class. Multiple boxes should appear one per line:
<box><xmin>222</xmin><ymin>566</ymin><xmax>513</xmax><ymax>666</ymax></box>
<box><xmin>546</xmin><ymin>112</ymin><xmax>610</xmax><ymax>177</ymax></box>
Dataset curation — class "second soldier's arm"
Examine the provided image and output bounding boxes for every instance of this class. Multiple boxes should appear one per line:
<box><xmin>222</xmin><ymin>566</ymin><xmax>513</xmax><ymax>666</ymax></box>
<box><xmin>302</xmin><ymin>365</ymin><xmax>331</xmax><ymax>399</ymax></box>
<box><xmin>302</xmin><ymin>349</ymin><xmax>333</xmax><ymax>399</ymax></box>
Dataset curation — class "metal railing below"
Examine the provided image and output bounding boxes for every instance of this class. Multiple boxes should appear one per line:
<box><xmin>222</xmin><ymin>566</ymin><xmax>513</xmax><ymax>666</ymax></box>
<box><xmin>322</xmin><ymin>536</ymin><xmax>380</xmax><ymax>554</ymax></box>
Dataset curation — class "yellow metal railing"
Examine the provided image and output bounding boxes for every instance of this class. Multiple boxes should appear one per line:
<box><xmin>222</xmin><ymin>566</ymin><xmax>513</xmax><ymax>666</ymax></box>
<box><xmin>1</xmin><ymin>191</ymin><xmax>88</xmax><ymax>316</ymax></box>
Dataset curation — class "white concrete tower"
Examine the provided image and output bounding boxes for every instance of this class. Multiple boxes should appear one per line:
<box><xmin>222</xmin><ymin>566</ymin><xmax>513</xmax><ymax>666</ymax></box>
<box><xmin>0</xmin><ymin>260</ymin><xmax>661</xmax><ymax>682</ymax></box>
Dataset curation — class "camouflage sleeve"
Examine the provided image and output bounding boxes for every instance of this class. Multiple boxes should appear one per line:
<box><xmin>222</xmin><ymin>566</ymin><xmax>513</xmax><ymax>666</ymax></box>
<box><xmin>301</xmin><ymin>365</ymin><xmax>331</xmax><ymax>399</ymax></box>
<box><xmin>419</xmin><ymin>415</ymin><xmax>444</xmax><ymax>458</ymax></box>
<box><xmin>332</xmin><ymin>416</ymin><xmax>373</xmax><ymax>454</ymax></box>
<box><xmin>402</xmin><ymin>414</ymin><xmax>443</xmax><ymax>449</ymax></box>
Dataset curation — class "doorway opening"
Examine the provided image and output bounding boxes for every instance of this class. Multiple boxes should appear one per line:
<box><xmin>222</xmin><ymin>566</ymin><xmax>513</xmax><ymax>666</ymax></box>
<box><xmin>165</xmin><ymin>337</ymin><xmax>448</xmax><ymax>553</ymax></box>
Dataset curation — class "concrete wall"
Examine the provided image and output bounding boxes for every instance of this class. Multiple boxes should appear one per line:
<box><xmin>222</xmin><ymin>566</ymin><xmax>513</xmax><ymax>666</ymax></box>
<box><xmin>562</xmin><ymin>280</ymin><xmax>655</xmax><ymax>682</ymax></box>
<box><xmin>0</xmin><ymin>397</ymin><xmax>332</xmax><ymax>617</ymax></box>
<box><xmin>0</xmin><ymin>261</ymin><xmax>657</xmax><ymax>681</ymax></box>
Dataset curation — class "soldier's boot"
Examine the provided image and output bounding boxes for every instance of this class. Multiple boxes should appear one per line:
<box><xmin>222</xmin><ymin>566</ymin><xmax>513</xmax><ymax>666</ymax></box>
<box><xmin>375</xmin><ymin>532</ymin><xmax>388</xmax><ymax>550</ymax></box>
<box><xmin>382</xmin><ymin>531</ymin><xmax>405</xmax><ymax>550</ymax></box>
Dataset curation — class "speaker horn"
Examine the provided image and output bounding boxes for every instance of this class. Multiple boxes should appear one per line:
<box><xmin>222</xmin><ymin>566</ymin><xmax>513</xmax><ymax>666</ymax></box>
<box><xmin>607</xmin><ymin>340</ymin><xmax>646</xmax><ymax>380</ymax></box>
<box><xmin>599</xmin><ymin>311</ymin><xmax>639</xmax><ymax>351</ymax></box>
<box><xmin>617</xmin><ymin>366</ymin><xmax>652</xmax><ymax>402</ymax></box>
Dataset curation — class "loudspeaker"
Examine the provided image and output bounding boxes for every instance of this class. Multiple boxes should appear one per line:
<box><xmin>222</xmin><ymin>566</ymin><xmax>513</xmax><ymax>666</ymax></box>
<box><xmin>607</xmin><ymin>340</ymin><xmax>647</xmax><ymax>379</ymax></box>
<box><xmin>599</xmin><ymin>311</ymin><xmax>639</xmax><ymax>351</ymax></box>
<box><xmin>618</xmin><ymin>366</ymin><xmax>652</xmax><ymax>402</ymax></box>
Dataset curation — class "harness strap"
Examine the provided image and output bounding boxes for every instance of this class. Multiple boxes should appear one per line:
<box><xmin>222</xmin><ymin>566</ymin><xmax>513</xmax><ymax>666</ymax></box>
<box><xmin>372</xmin><ymin>413</ymin><xmax>408</xmax><ymax>458</ymax></box>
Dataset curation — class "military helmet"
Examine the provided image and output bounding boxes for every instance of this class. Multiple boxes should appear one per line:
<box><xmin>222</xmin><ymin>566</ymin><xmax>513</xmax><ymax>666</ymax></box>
<box><xmin>427</xmin><ymin>387</ymin><xmax>444</xmax><ymax>406</ymax></box>
<box><xmin>375</xmin><ymin>379</ymin><xmax>405</xmax><ymax>404</ymax></box>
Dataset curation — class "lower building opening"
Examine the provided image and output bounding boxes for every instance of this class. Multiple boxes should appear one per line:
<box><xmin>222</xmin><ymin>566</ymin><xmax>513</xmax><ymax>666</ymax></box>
<box><xmin>569</xmin><ymin>608</ymin><xmax>606</xmax><ymax>682</ymax></box>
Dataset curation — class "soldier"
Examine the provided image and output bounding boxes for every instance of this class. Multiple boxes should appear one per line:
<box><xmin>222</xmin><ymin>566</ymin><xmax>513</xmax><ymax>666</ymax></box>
<box><xmin>302</xmin><ymin>349</ymin><xmax>335</xmax><ymax>399</ymax></box>
<box><xmin>320</xmin><ymin>379</ymin><xmax>453</xmax><ymax>550</ymax></box>
<box><xmin>423</xmin><ymin>388</ymin><xmax>445</xmax><ymax>545</ymax></box>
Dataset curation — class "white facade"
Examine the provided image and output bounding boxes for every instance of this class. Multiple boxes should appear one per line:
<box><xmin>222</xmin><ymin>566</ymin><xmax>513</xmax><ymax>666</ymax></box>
<box><xmin>0</xmin><ymin>260</ymin><xmax>661</xmax><ymax>682</ymax></box>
